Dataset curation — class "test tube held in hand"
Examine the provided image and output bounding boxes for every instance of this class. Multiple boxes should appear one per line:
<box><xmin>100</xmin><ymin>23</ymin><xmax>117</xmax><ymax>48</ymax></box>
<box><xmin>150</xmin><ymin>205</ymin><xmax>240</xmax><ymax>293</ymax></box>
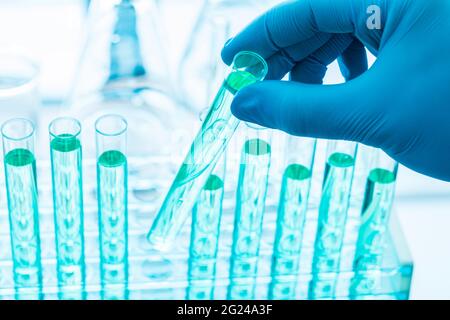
<box><xmin>148</xmin><ymin>51</ymin><xmax>268</xmax><ymax>250</ymax></box>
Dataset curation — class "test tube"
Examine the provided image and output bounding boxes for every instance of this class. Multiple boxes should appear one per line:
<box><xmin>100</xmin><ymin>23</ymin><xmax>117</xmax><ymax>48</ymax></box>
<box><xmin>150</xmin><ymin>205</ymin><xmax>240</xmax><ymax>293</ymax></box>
<box><xmin>148</xmin><ymin>51</ymin><xmax>268</xmax><ymax>250</ymax></box>
<box><xmin>186</xmin><ymin>155</ymin><xmax>226</xmax><ymax>300</ymax></box>
<box><xmin>95</xmin><ymin>114</ymin><xmax>128</xmax><ymax>300</ymax></box>
<box><xmin>227</xmin><ymin>125</ymin><xmax>272</xmax><ymax>300</ymax></box>
<box><xmin>2</xmin><ymin>118</ymin><xmax>42</xmax><ymax>299</ymax></box>
<box><xmin>350</xmin><ymin>149</ymin><xmax>398</xmax><ymax>299</ymax></box>
<box><xmin>309</xmin><ymin>141</ymin><xmax>358</xmax><ymax>299</ymax></box>
<box><xmin>269</xmin><ymin>136</ymin><xmax>316</xmax><ymax>300</ymax></box>
<box><xmin>49</xmin><ymin>117</ymin><xmax>86</xmax><ymax>299</ymax></box>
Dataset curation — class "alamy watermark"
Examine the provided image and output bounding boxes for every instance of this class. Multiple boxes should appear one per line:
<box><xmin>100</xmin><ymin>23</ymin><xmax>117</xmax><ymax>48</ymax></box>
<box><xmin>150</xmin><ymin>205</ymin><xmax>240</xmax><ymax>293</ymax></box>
<box><xmin>367</xmin><ymin>4</ymin><xmax>382</xmax><ymax>30</ymax></box>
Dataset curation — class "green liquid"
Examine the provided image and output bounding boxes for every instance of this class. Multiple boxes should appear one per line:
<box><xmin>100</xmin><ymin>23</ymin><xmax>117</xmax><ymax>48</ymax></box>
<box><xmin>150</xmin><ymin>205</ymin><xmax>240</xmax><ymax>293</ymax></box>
<box><xmin>6</xmin><ymin>148</ymin><xmax>36</xmax><ymax>166</ymax></box>
<box><xmin>270</xmin><ymin>164</ymin><xmax>312</xmax><ymax>300</ymax></box>
<box><xmin>98</xmin><ymin>150</ymin><xmax>127</xmax><ymax>167</ymax></box>
<box><xmin>327</xmin><ymin>152</ymin><xmax>355</xmax><ymax>168</ymax></box>
<box><xmin>50</xmin><ymin>134</ymin><xmax>85</xmax><ymax>298</ymax></box>
<box><xmin>203</xmin><ymin>174</ymin><xmax>224</xmax><ymax>191</ymax></box>
<box><xmin>228</xmin><ymin>139</ymin><xmax>271</xmax><ymax>300</ymax></box>
<box><xmin>190</xmin><ymin>175</ymin><xmax>224</xmax><ymax>262</ymax></box>
<box><xmin>350</xmin><ymin>168</ymin><xmax>397</xmax><ymax>298</ymax></box>
<box><xmin>224</xmin><ymin>71</ymin><xmax>259</xmax><ymax>95</ymax></box>
<box><xmin>187</xmin><ymin>175</ymin><xmax>224</xmax><ymax>300</ymax></box>
<box><xmin>244</xmin><ymin>138</ymin><xmax>271</xmax><ymax>155</ymax></box>
<box><xmin>148</xmin><ymin>70</ymin><xmax>261</xmax><ymax>250</ymax></box>
<box><xmin>4</xmin><ymin>149</ymin><xmax>42</xmax><ymax>296</ymax></box>
<box><xmin>310</xmin><ymin>151</ymin><xmax>356</xmax><ymax>299</ymax></box>
<box><xmin>51</xmin><ymin>133</ymin><xmax>81</xmax><ymax>152</ymax></box>
<box><xmin>97</xmin><ymin>150</ymin><xmax>128</xmax><ymax>297</ymax></box>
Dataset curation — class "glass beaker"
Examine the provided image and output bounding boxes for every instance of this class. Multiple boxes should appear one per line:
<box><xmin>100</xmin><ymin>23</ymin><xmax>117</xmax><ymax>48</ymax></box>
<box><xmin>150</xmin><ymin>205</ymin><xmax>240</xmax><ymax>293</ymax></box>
<box><xmin>0</xmin><ymin>54</ymin><xmax>40</xmax><ymax>126</ymax></box>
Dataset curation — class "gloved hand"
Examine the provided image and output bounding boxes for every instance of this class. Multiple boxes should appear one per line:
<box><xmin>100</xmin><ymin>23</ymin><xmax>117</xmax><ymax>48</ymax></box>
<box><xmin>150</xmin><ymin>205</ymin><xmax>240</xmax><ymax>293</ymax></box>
<box><xmin>222</xmin><ymin>0</ymin><xmax>450</xmax><ymax>181</ymax></box>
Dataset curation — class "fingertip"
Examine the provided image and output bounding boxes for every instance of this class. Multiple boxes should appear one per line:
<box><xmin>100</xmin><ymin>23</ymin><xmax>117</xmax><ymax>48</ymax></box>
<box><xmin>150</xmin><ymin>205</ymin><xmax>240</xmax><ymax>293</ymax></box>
<box><xmin>230</xmin><ymin>82</ymin><xmax>279</xmax><ymax>130</ymax></box>
<box><xmin>338</xmin><ymin>39</ymin><xmax>368</xmax><ymax>81</ymax></box>
<box><xmin>230</xmin><ymin>86</ymin><xmax>257</xmax><ymax>121</ymax></box>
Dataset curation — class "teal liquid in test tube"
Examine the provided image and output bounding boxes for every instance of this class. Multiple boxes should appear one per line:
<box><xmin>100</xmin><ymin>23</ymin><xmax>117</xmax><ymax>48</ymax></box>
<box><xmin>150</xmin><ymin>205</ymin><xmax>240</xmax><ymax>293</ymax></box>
<box><xmin>187</xmin><ymin>155</ymin><xmax>225</xmax><ymax>300</ymax></box>
<box><xmin>49</xmin><ymin>117</ymin><xmax>86</xmax><ymax>299</ymax></box>
<box><xmin>350</xmin><ymin>149</ymin><xmax>398</xmax><ymax>299</ymax></box>
<box><xmin>148</xmin><ymin>51</ymin><xmax>268</xmax><ymax>250</ymax></box>
<box><xmin>269</xmin><ymin>137</ymin><xmax>316</xmax><ymax>300</ymax></box>
<box><xmin>228</xmin><ymin>125</ymin><xmax>271</xmax><ymax>300</ymax></box>
<box><xmin>2</xmin><ymin>118</ymin><xmax>42</xmax><ymax>299</ymax></box>
<box><xmin>309</xmin><ymin>141</ymin><xmax>358</xmax><ymax>299</ymax></box>
<box><xmin>95</xmin><ymin>115</ymin><xmax>128</xmax><ymax>300</ymax></box>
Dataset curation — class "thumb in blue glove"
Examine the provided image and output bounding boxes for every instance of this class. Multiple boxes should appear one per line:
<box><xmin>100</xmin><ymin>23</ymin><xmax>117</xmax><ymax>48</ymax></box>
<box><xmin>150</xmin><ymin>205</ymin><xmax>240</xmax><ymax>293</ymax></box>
<box><xmin>222</xmin><ymin>0</ymin><xmax>450</xmax><ymax>182</ymax></box>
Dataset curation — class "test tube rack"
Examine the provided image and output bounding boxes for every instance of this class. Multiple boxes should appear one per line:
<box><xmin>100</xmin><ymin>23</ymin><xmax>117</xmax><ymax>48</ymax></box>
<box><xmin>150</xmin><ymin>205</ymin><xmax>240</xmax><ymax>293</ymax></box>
<box><xmin>0</xmin><ymin>152</ymin><xmax>413</xmax><ymax>300</ymax></box>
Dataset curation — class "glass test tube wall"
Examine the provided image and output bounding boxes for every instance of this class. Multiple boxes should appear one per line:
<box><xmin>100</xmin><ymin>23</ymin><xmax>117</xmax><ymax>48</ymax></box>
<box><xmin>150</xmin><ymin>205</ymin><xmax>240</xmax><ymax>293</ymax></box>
<box><xmin>350</xmin><ymin>148</ymin><xmax>399</xmax><ymax>299</ymax></box>
<box><xmin>49</xmin><ymin>118</ymin><xmax>86</xmax><ymax>299</ymax></box>
<box><xmin>269</xmin><ymin>136</ymin><xmax>316</xmax><ymax>300</ymax></box>
<box><xmin>309</xmin><ymin>141</ymin><xmax>358</xmax><ymax>299</ymax></box>
<box><xmin>95</xmin><ymin>115</ymin><xmax>129</xmax><ymax>300</ymax></box>
<box><xmin>148</xmin><ymin>51</ymin><xmax>268</xmax><ymax>250</ymax></box>
<box><xmin>228</xmin><ymin>125</ymin><xmax>272</xmax><ymax>300</ymax></box>
<box><xmin>187</xmin><ymin>155</ymin><xmax>226</xmax><ymax>300</ymax></box>
<box><xmin>2</xmin><ymin>119</ymin><xmax>42</xmax><ymax>299</ymax></box>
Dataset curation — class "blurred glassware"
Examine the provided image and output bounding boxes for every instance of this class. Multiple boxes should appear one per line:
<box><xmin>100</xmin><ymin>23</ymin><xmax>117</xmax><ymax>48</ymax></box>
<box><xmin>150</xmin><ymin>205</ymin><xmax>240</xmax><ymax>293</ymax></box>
<box><xmin>0</xmin><ymin>54</ymin><xmax>41</xmax><ymax>129</ymax></box>
<box><xmin>68</xmin><ymin>0</ymin><xmax>194</xmax><ymax>171</ymax></box>
<box><xmin>83</xmin><ymin>0</ymin><xmax>91</xmax><ymax>12</ymax></box>
<box><xmin>177</xmin><ymin>0</ymin><xmax>229</xmax><ymax>114</ymax></box>
<box><xmin>70</xmin><ymin>0</ymin><xmax>171</xmax><ymax>98</ymax></box>
<box><xmin>177</xmin><ymin>0</ymin><xmax>280</xmax><ymax>113</ymax></box>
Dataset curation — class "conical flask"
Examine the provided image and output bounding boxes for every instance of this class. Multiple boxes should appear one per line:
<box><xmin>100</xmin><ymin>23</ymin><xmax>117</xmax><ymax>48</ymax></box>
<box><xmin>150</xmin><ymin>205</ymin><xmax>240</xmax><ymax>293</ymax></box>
<box><xmin>69</xmin><ymin>0</ymin><xmax>193</xmax><ymax>171</ymax></box>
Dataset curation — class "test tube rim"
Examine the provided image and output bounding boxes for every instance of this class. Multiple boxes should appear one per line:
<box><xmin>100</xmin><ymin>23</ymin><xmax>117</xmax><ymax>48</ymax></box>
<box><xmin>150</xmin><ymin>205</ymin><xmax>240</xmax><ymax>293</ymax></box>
<box><xmin>48</xmin><ymin>116</ymin><xmax>82</xmax><ymax>139</ymax></box>
<box><xmin>1</xmin><ymin>117</ymin><xmax>35</xmax><ymax>142</ymax></box>
<box><xmin>232</xmin><ymin>51</ymin><xmax>268</xmax><ymax>81</ymax></box>
<box><xmin>95</xmin><ymin>114</ymin><xmax>128</xmax><ymax>137</ymax></box>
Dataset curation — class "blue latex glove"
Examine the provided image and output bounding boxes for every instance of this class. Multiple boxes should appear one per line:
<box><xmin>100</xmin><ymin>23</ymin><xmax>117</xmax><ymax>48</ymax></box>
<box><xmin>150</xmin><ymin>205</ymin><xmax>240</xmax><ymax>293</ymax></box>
<box><xmin>222</xmin><ymin>0</ymin><xmax>450</xmax><ymax>181</ymax></box>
